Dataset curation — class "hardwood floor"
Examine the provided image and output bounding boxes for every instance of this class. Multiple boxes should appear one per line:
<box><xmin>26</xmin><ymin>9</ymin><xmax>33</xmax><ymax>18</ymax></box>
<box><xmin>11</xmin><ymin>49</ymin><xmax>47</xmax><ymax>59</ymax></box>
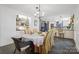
<box><xmin>0</xmin><ymin>38</ymin><xmax>78</xmax><ymax>54</ymax></box>
<box><xmin>49</xmin><ymin>37</ymin><xmax>78</xmax><ymax>54</ymax></box>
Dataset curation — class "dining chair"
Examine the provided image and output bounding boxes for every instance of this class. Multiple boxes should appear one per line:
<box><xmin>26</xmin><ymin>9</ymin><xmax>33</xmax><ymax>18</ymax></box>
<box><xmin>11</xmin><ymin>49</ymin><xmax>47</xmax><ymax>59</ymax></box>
<box><xmin>58</xmin><ymin>28</ymin><xmax>64</xmax><ymax>38</ymax></box>
<box><xmin>42</xmin><ymin>30</ymin><xmax>52</xmax><ymax>54</ymax></box>
<box><xmin>12</xmin><ymin>37</ymin><xmax>34</xmax><ymax>54</ymax></box>
<box><xmin>33</xmin><ymin>28</ymin><xmax>38</xmax><ymax>33</ymax></box>
<box><xmin>50</xmin><ymin>29</ymin><xmax>55</xmax><ymax>47</ymax></box>
<box><xmin>47</xmin><ymin>29</ymin><xmax>53</xmax><ymax>51</ymax></box>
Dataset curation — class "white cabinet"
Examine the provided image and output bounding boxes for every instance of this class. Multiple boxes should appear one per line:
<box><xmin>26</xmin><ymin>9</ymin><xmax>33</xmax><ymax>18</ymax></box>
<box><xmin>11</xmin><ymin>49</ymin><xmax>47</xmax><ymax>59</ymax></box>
<box><xmin>63</xmin><ymin>30</ymin><xmax>74</xmax><ymax>39</ymax></box>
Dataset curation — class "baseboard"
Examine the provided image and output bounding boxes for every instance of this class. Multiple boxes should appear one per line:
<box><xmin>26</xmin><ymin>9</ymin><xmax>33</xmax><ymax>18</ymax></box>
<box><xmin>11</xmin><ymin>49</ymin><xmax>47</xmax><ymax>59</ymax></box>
<box><xmin>0</xmin><ymin>42</ymin><xmax>13</xmax><ymax>47</ymax></box>
<box><xmin>75</xmin><ymin>45</ymin><xmax>79</xmax><ymax>52</ymax></box>
<box><xmin>54</xmin><ymin>36</ymin><xmax>74</xmax><ymax>40</ymax></box>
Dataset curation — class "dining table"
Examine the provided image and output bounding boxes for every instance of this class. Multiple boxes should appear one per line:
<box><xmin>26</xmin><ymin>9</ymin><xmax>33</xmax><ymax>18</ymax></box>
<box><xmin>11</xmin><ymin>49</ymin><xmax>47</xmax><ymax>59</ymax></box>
<box><xmin>12</xmin><ymin>31</ymin><xmax>48</xmax><ymax>53</ymax></box>
<box><xmin>22</xmin><ymin>33</ymin><xmax>44</xmax><ymax>46</ymax></box>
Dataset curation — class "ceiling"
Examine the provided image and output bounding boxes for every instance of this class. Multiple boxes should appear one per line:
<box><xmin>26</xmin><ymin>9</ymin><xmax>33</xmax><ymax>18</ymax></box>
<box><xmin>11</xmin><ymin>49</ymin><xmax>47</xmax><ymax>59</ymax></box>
<box><xmin>1</xmin><ymin>4</ymin><xmax>78</xmax><ymax>17</ymax></box>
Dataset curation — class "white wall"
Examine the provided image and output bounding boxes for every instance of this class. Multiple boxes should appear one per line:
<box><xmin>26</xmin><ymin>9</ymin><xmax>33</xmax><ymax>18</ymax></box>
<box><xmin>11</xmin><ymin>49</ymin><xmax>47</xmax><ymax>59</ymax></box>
<box><xmin>0</xmin><ymin>5</ymin><xmax>34</xmax><ymax>46</ymax></box>
<box><xmin>0</xmin><ymin>10</ymin><xmax>1</xmax><ymax>46</ymax></box>
<box><xmin>74</xmin><ymin>5</ymin><xmax>79</xmax><ymax>51</ymax></box>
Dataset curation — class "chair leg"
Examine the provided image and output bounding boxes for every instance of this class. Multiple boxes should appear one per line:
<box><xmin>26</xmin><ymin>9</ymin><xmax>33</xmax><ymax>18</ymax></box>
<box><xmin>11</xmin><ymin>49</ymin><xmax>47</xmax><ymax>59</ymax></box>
<box><xmin>14</xmin><ymin>48</ymin><xmax>16</xmax><ymax>54</ymax></box>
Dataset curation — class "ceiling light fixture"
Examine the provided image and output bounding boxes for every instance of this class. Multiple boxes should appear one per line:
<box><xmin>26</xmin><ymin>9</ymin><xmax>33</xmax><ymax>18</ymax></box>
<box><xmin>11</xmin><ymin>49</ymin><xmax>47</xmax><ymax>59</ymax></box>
<box><xmin>34</xmin><ymin>4</ymin><xmax>45</xmax><ymax>20</ymax></box>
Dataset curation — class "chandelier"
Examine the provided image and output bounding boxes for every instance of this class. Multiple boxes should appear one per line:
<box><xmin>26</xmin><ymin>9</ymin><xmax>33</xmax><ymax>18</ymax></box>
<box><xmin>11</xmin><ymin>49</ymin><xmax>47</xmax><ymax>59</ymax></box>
<box><xmin>34</xmin><ymin>4</ymin><xmax>45</xmax><ymax>19</ymax></box>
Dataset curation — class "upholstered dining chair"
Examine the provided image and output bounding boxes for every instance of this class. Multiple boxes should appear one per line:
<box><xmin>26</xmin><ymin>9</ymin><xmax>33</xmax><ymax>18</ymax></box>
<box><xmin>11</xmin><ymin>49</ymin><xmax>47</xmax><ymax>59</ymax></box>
<box><xmin>47</xmin><ymin>29</ymin><xmax>53</xmax><ymax>51</ymax></box>
<box><xmin>12</xmin><ymin>37</ymin><xmax>34</xmax><ymax>54</ymax></box>
<box><xmin>42</xmin><ymin>30</ymin><xmax>53</xmax><ymax>54</ymax></box>
<box><xmin>50</xmin><ymin>29</ymin><xmax>55</xmax><ymax>47</ymax></box>
<box><xmin>33</xmin><ymin>28</ymin><xmax>39</xmax><ymax>33</ymax></box>
<box><xmin>58</xmin><ymin>28</ymin><xmax>64</xmax><ymax>38</ymax></box>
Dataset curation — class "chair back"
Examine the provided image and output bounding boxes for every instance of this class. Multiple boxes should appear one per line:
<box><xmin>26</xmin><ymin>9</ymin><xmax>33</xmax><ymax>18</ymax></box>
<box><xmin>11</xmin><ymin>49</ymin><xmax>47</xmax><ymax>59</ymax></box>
<box><xmin>12</xmin><ymin>37</ymin><xmax>22</xmax><ymax>51</ymax></box>
<box><xmin>50</xmin><ymin>29</ymin><xmax>54</xmax><ymax>46</ymax></box>
<box><xmin>58</xmin><ymin>28</ymin><xmax>63</xmax><ymax>33</ymax></box>
<box><xmin>46</xmin><ymin>30</ymin><xmax>53</xmax><ymax>49</ymax></box>
<box><xmin>42</xmin><ymin>30</ymin><xmax>53</xmax><ymax>53</ymax></box>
